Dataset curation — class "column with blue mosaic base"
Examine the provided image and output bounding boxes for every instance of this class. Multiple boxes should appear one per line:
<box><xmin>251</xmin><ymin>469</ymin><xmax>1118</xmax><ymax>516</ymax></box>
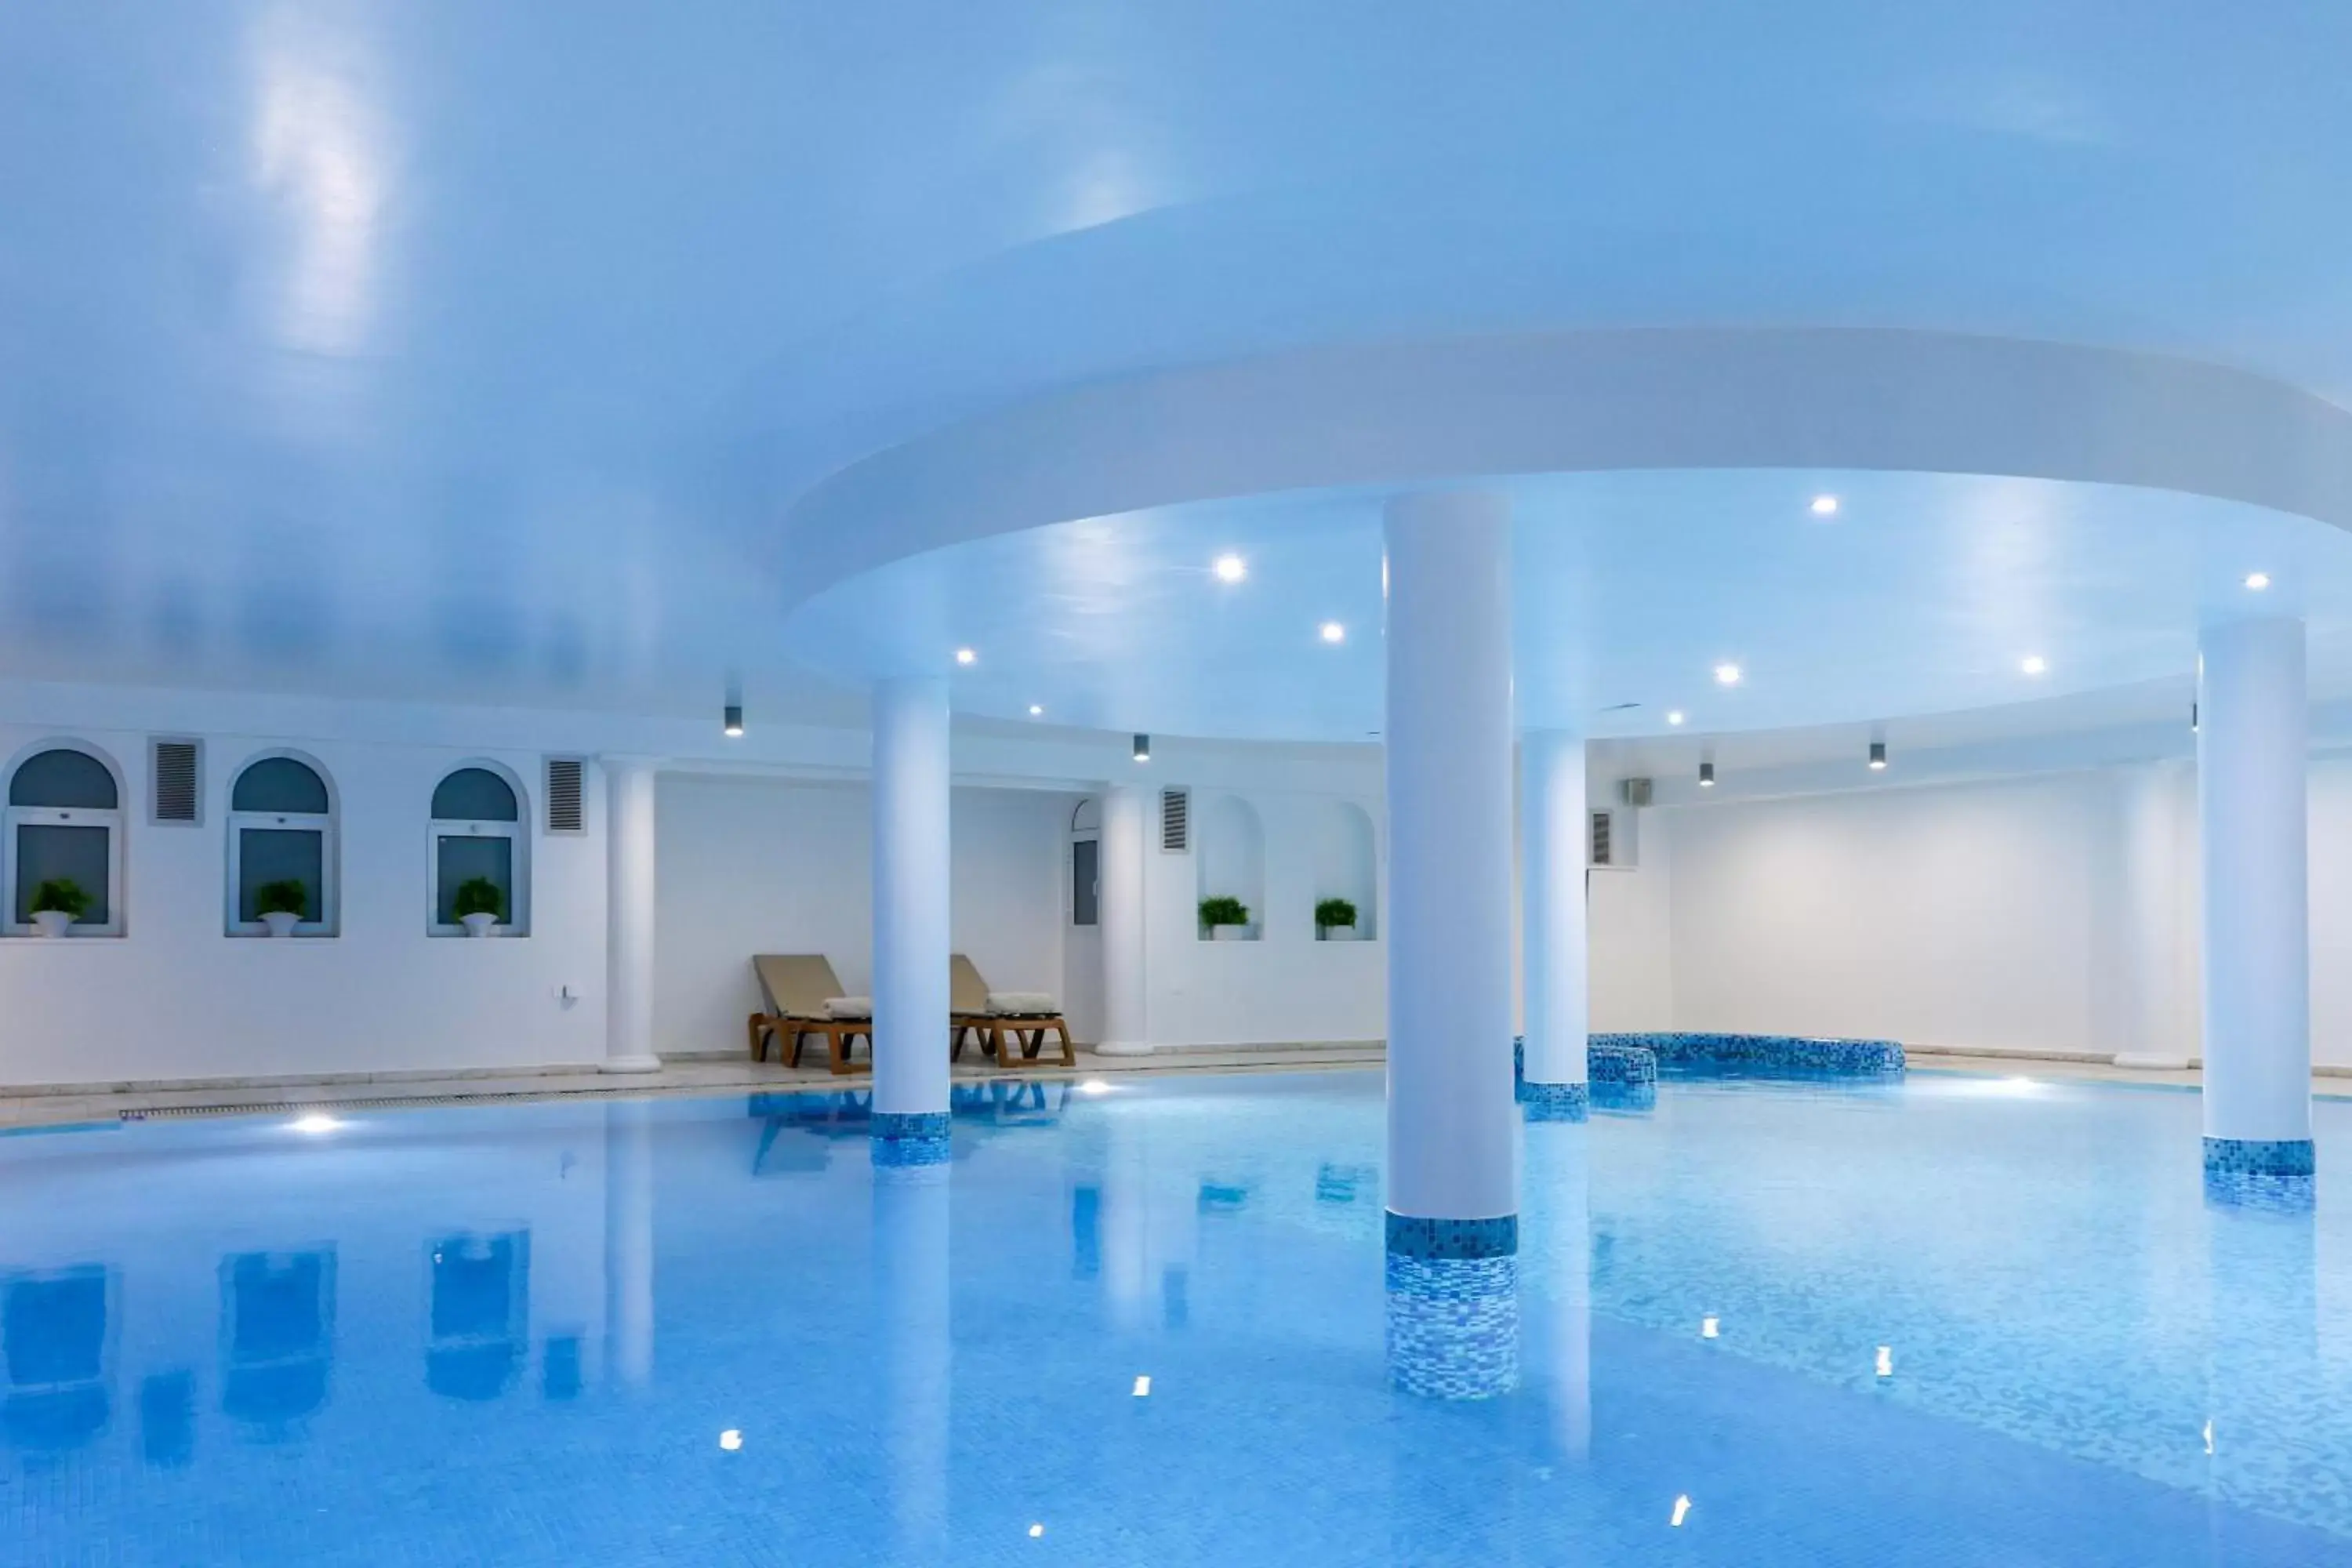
<box><xmin>1519</xmin><ymin>729</ymin><xmax>1590</xmax><ymax>1122</ymax></box>
<box><xmin>871</xmin><ymin>677</ymin><xmax>953</xmax><ymax>1167</ymax></box>
<box><xmin>1382</xmin><ymin>491</ymin><xmax>1519</xmax><ymax>1398</ymax></box>
<box><xmin>2198</xmin><ymin>616</ymin><xmax>2314</xmax><ymax>1203</ymax></box>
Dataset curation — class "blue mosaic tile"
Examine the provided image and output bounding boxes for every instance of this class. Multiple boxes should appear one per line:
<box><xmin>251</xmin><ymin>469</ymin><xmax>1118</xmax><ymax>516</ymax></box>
<box><xmin>1520</xmin><ymin>1080</ymin><xmax>1588</xmax><ymax>1122</ymax></box>
<box><xmin>1385</xmin><ymin>1210</ymin><xmax>1517</xmax><ymax>1260</ymax></box>
<box><xmin>869</xmin><ymin>1110</ymin><xmax>950</xmax><ymax>1167</ymax></box>
<box><xmin>1588</xmin><ymin>1040</ymin><xmax>1657</xmax><ymax>1084</ymax></box>
<box><xmin>1592</xmin><ymin>1079</ymin><xmax>1658</xmax><ymax>1115</ymax></box>
<box><xmin>2205</xmin><ymin>1137</ymin><xmax>2316</xmax><ymax>1178</ymax></box>
<box><xmin>1384</xmin><ymin>1253</ymin><xmax>1517</xmax><ymax>1399</ymax></box>
<box><xmin>1593</xmin><ymin>1030</ymin><xmax>1906</xmax><ymax>1077</ymax></box>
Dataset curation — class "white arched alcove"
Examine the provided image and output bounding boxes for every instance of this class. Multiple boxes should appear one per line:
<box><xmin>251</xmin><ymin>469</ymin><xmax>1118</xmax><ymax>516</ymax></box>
<box><xmin>1195</xmin><ymin>793</ymin><xmax>1265</xmax><ymax>941</ymax></box>
<box><xmin>1308</xmin><ymin>800</ymin><xmax>1378</xmax><ymax>942</ymax></box>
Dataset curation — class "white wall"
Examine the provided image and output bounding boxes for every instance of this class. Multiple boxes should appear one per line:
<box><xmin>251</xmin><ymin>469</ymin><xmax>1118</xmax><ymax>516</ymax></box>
<box><xmin>652</xmin><ymin>776</ymin><xmax>1073</xmax><ymax>1058</ymax></box>
<box><xmin>0</xmin><ymin>720</ymin><xmax>608</xmax><ymax>1087</ymax></box>
<box><xmin>1664</xmin><ymin>773</ymin><xmax>2111</xmax><ymax>1054</ymax></box>
<box><xmin>1652</xmin><ymin>757</ymin><xmax>2352</xmax><ymax>1069</ymax></box>
<box><xmin>1137</xmin><ymin>786</ymin><xmax>1387</xmax><ymax>1047</ymax></box>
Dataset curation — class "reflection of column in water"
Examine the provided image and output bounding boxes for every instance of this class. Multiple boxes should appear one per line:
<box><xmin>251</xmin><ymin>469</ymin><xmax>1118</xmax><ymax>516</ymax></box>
<box><xmin>2202</xmin><ymin>1201</ymin><xmax>2317</xmax><ymax>1541</ymax></box>
<box><xmin>1097</xmin><ymin>1102</ymin><xmax>1197</xmax><ymax>1332</ymax></box>
<box><xmin>874</xmin><ymin>1162</ymin><xmax>951</xmax><ymax>1562</ymax></box>
<box><xmin>604</xmin><ymin>1101</ymin><xmax>655</xmax><ymax>1391</ymax></box>
<box><xmin>1527</xmin><ymin>1123</ymin><xmax>1592</xmax><ymax>1461</ymax></box>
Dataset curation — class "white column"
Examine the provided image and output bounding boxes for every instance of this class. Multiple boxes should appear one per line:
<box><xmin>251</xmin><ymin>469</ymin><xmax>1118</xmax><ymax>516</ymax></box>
<box><xmin>2111</xmin><ymin>760</ymin><xmax>2191</xmax><ymax>1071</ymax></box>
<box><xmin>1094</xmin><ymin>782</ymin><xmax>1151</xmax><ymax>1055</ymax></box>
<box><xmin>871</xmin><ymin>679</ymin><xmax>953</xmax><ymax>1158</ymax></box>
<box><xmin>2198</xmin><ymin>616</ymin><xmax>2313</xmax><ymax>1181</ymax></box>
<box><xmin>1385</xmin><ymin>490</ymin><xmax>1517</xmax><ymax>1228</ymax></box>
<box><xmin>602</xmin><ymin>757</ymin><xmax>662</xmax><ymax>1073</ymax></box>
<box><xmin>1520</xmin><ymin>730</ymin><xmax>1590</xmax><ymax>1117</ymax></box>
<box><xmin>1383</xmin><ymin>489</ymin><xmax>1518</xmax><ymax>1398</ymax></box>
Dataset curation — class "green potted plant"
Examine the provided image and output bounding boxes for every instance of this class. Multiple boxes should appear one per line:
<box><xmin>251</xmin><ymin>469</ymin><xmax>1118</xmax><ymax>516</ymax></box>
<box><xmin>27</xmin><ymin>877</ymin><xmax>89</xmax><ymax>938</ymax></box>
<box><xmin>255</xmin><ymin>879</ymin><xmax>309</xmax><ymax>938</ymax></box>
<box><xmin>452</xmin><ymin>875</ymin><xmax>506</xmax><ymax>938</ymax></box>
<box><xmin>1199</xmin><ymin>895</ymin><xmax>1250</xmax><ymax>941</ymax></box>
<box><xmin>1315</xmin><ymin>896</ymin><xmax>1359</xmax><ymax>942</ymax></box>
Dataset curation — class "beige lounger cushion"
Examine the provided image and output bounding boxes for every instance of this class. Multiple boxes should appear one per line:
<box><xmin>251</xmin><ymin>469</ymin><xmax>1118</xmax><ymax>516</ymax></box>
<box><xmin>754</xmin><ymin>954</ymin><xmax>851</xmax><ymax>1018</ymax></box>
<box><xmin>987</xmin><ymin>991</ymin><xmax>1058</xmax><ymax>1015</ymax></box>
<box><xmin>949</xmin><ymin>953</ymin><xmax>992</xmax><ymax>1014</ymax></box>
<box><xmin>824</xmin><ymin>996</ymin><xmax>873</xmax><ymax>1020</ymax></box>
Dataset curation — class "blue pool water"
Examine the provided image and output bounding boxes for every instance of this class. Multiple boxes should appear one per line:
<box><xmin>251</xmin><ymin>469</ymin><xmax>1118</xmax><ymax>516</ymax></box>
<box><xmin>2</xmin><ymin>1069</ymin><xmax>2350</xmax><ymax>1565</ymax></box>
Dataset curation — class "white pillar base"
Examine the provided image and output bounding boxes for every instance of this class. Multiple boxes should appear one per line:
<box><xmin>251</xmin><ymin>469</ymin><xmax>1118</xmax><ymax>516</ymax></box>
<box><xmin>601</xmin><ymin>1055</ymin><xmax>663</xmax><ymax>1075</ymax></box>
<box><xmin>1091</xmin><ymin>1040</ymin><xmax>1153</xmax><ymax>1058</ymax></box>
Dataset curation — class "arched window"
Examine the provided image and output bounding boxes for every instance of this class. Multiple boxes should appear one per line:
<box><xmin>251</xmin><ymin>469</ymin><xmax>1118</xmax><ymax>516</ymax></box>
<box><xmin>5</xmin><ymin>743</ymin><xmax>125</xmax><ymax>937</ymax></box>
<box><xmin>228</xmin><ymin>753</ymin><xmax>337</xmax><ymax>936</ymax></box>
<box><xmin>430</xmin><ymin>764</ymin><xmax>528</xmax><ymax>936</ymax></box>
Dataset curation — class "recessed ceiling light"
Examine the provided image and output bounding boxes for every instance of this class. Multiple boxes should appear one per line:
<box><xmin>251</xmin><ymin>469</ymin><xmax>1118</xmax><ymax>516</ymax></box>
<box><xmin>1666</xmin><ymin>710</ymin><xmax>1686</xmax><ymax>727</ymax></box>
<box><xmin>1028</xmin><ymin>704</ymin><xmax>1044</xmax><ymax>717</ymax></box>
<box><xmin>1713</xmin><ymin>662</ymin><xmax>1741</xmax><ymax>686</ymax></box>
<box><xmin>2020</xmin><ymin>655</ymin><xmax>2047</xmax><ymax>676</ymax></box>
<box><xmin>2245</xmin><ymin>572</ymin><xmax>2271</xmax><ymax>590</ymax></box>
<box><xmin>1214</xmin><ymin>554</ymin><xmax>1247</xmax><ymax>583</ymax></box>
<box><xmin>954</xmin><ymin>648</ymin><xmax>977</xmax><ymax>666</ymax></box>
<box><xmin>1319</xmin><ymin>622</ymin><xmax>1346</xmax><ymax>644</ymax></box>
<box><xmin>1809</xmin><ymin>494</ymin><xmax>1840</xmax><ymax>517</ymax></box>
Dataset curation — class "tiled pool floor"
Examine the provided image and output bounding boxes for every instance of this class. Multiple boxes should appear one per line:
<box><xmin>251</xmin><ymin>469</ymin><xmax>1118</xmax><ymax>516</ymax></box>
<box><xmin>1</xmin><ymin>1071</ymin><xmax>2347</xmax><ymax>1564</ymax></box>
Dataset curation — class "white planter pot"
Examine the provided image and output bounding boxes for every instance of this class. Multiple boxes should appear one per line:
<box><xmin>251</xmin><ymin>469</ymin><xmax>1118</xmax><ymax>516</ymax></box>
<box><xmin>1318</xmin><ymin>925</ymin><xmax>1359</xmax><ymax>942</ymax></box>
<box><xmin>30</xmin><ymin>909</ymin><xmax>72</xmax><ymax>938</ymax></box>
<box><xmin>1210</xmin><ymin>924</ymin><xmax>1249</xmax><ymax>942</ymax></box>
<box><xmin>461</xmin><ymin>912</ymin><xmax>499</xmax><ymax>938</ymax></box>
<box><xmin>260</xmin><ymin>910</ymin><xmax>301</xmax><ymax>938</ymax></box>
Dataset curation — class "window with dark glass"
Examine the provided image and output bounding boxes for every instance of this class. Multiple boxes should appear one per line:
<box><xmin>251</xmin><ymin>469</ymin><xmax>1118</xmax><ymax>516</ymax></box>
<box><xmin>227</xmin><ymin>755</ymin><xmax>336</xmax><ymax>935</ymax></box>
<box><xmin>5</xmin><ymin>746</ymin><xmax>123</xmax><ymax>936</ymax></box>
<box><xmin>430</xmin><ymin>766</ymin><xmax>526</xmax><ymax>935</ymax></box>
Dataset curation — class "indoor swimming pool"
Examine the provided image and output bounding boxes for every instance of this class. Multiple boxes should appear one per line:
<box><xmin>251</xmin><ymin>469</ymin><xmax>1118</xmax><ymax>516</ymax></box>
<box><xmin>2</xmin><ymin>1069</ymin><xmax>2347</xmax><ymax>1565</ymax></box>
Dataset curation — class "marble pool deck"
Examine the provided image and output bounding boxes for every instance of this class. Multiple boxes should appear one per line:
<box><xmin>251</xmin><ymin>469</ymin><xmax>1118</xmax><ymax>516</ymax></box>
<box><xmin>0</xmin><ymin>1040</ymin><xmax>2341</xmax><ymax>1131</ymax></box>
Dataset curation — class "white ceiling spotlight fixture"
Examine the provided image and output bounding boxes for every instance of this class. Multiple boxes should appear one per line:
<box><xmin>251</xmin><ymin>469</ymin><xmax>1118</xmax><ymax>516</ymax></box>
<box><xmin>1713</xmin><ymin>662</ymin><xmax>1741</xmax><ymax>687</ymax></box>
<box><xmin>2020</xmin><ymin>655</ymin><xmax>2048</xmax><ymax>676</ymax></box>
<box><xmin>2245</xmin><ymin>571</ymin><xmax>2271</xmax><ymax>590</ymax></box>
<box><xmin>1028</xmin><ymin>703</ymin><xmax>1044</xmax><ymax>717</ymax></box>
<box><xmin>954</xmin><ymin>648</ymin><xmax>977</xmax><ymax>666</ymax></box>
<box><xmin>1213</xmin><ymin>553</ymin><xmax>1247</xmax><ymax>584</ymax></box>
<box><xmin>1809</xmin><ymin>494</ymin><xmax>1840</xmax><ymax>517</ymax></box>
<box><xmin>1319</xmin><ymin>621</ymin><xmax>1346</xmax><ymax>644</ymax></box>
<box><xmin>1868</xmin><ymin>740</ymin><xmax>1888</xmax><ymax>771</ymax></box>
<box><xmin>1698</xmin><ymin>760</ymin><xmax>1716</xmax><ymax>789</ymax></box>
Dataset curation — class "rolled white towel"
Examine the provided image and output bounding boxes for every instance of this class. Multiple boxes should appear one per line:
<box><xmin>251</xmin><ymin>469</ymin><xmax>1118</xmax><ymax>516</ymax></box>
<box><xmin>823</xmin><ymin>996</ymin><xmax>873</xmax><ymax>1020</ymax></box>
<box><xmin>987</xmin><ymin>990</ymin><xmax>1058</xmax><ymax>1016</ymax></box>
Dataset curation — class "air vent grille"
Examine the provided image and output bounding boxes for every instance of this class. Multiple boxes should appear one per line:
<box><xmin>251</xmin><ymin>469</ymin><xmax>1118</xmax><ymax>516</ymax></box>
<box><xmin>1160</xmin><ymin>787</ymin><xmax>1190</xmax><ymax>853</ymax></box>
<box><xmin>1589</xmin><ymin>809</ymin><xmax>1614</xmax><ymax>868</ymax></box>
<box><xmin>151</xmin><ymin>738</ymin><xmax>201</xmax><ymax>824</ymax></box>
<box><xmin>545</xmin><ymin>757</ymin><xmax>586</xmax><ymax>834</ymax></box>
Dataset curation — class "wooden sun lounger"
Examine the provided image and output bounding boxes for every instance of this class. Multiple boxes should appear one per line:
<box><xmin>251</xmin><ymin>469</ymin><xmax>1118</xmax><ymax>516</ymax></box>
<box><xmin>747</xmin><ymin>954</ymin><xmax>872</xmax><ymax>1076</ymax></box>
<box><xmin>952</xmin><ymin>953</ymin><xmax>1075</xmax><ymax>1070</ymax></box>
